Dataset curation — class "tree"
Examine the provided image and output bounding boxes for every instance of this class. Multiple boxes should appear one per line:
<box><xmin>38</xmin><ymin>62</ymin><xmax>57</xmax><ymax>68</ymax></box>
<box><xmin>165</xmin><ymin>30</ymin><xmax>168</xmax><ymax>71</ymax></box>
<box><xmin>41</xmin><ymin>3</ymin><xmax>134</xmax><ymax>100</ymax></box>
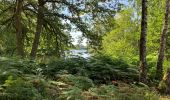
<box><xmin>139</xmin><ymin>0</ymin><xmax>148</xmax><ymax>83</ymax></box>
<box><xmin>0</xmin><ymin>0</ymin><xmax>27</xmax><ymax>56</ymax></box>
<box><xmin>0</xmin><ymin>0</ymin><xmax>118</xmax><ymax>57</ymax></box>
<box><xmin>28</xmin><ymin>0</ymin><xmax>119</xmax><ymax>58</ymax></box>
<box><xmin>156</xmin><ymin>0</ymin><xmax>170</xmax><ymax>80</ymax></box>
<box><xmin>102</xmin><ymin>8</ymin><xmax>139</xmax><ymax>61</ymax></box>
<box><xmin>14</xmin><ymin>0</ymin><xmax>24</xmax><ymax>57</ymax></box>
<box><xmin>30</xmin><ymin>0</ymin><xmax>45</xmax><ymax>58</ymax></box>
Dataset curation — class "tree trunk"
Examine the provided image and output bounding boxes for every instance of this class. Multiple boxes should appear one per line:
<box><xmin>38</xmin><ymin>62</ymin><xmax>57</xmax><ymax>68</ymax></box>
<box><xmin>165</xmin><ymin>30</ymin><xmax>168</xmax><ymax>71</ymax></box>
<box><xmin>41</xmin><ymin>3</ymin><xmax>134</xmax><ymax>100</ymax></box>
<box><xmin>139</xmin><ymin>0</ymin><xmax>148</xmax><ymax>83</ymax></box>
<box><xmin>14</xmin><ymin>0</ymin><xmax>24</xmax><ymax>57</ymax></box>
<box><xmin>156</xmin><ymin>0</ymin><xmax>170</xmax><ymax>80</ymax></box>
<box><xmin>30</xmin><ymin>0</ymin><xmax>45</xmax><ymax>58</ymax></box>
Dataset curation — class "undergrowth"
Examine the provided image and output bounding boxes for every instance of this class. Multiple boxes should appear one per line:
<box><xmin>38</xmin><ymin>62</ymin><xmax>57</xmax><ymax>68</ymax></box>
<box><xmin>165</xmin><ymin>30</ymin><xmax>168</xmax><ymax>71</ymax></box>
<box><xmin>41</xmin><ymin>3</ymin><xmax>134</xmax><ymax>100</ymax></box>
<box><xmin>0</xmin><ymin>56</ymin><xmax>161</xmax><ymax>100</ymax></box>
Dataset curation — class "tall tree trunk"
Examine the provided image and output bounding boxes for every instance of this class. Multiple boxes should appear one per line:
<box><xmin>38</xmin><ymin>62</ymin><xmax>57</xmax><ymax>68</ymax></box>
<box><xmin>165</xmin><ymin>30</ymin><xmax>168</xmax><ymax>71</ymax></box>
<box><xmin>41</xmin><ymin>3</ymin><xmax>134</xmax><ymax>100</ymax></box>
<box><xmin>14</xmin><ymin>0</ymin><xmax>24</xmax><ymax>57</ymax></box>
<box><xmin>156</xmin><ymin>0</ymin><xmax>170</xmax><ymax>80</ymax></box>
<box><xmin>139</xmin><ymin>0</ymin><xmax>148</xmax><ymax>83</ymax></box>
<box><xmin>30</xmin><ymin>0</ymin><xmax>44</xmax><ymax>58</ymax></box>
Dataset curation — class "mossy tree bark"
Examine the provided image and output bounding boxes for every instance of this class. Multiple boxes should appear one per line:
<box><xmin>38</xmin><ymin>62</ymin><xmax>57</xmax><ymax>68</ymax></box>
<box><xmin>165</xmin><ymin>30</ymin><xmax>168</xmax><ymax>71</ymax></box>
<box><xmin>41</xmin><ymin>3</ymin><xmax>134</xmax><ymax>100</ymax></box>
<box><xmin>156</xmin><ymin>0</ymin><xmax>170</xmax><ymax>80</ymax></box>
<box><xmin>139</xmin><ymin>0</ymin><xmax>148</xmax><ymax>83</ymax></box>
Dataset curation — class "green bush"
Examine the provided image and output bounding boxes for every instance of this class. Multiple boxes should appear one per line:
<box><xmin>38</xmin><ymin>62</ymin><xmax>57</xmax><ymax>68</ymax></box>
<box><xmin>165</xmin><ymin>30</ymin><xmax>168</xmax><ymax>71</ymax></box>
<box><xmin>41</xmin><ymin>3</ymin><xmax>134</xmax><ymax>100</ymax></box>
<box><xmin>118</xmin><ymin>84</ymin><xmax>159</xmax><ymax>100</ymax></box>
<box><xmin>0</xmin><ymin>57</ymin><xmax>161</xmax><ymax>99</ymax></box>
<box><xmin>41</xmin><ymin>57</ymin><xmax>87</xmax><ymax>78</ymax></box>
<box><xmin>86</xmin><ymin>55</ymin><xmax>139</xmax><ymax>83</ymax></box>
<box><xmin>57</xmin><ymin>86</ymin><xmax>83</xmax><ymax>100</ymax></box>
<box><xmin>87</xmin><ymin>85</ymin><xmax>118</xmax><ymax>99</ymax></box>
<box><xmin>0</xmin><ymin>57</ymin><xmax>38</xmax><ymax>74</ymax></box>
<box><xmin>57</xmin><ymin>74</ymin><xmax>94</xmax><ymax>90</ymax></box>
<box><xmin>54</xmin><ymin>74</ymin><xmax>94</xmax><ymax>100</ymax></box>
<box><xmin>0</xmin><ymin>76</ymin><xmax>42</xmax><ymax>100</ymax></box>
<box><xmin>0</xmin><ymin>57</ymin><xmax>41</xmax><ymax>85</ymax></box>
<box><xmin>43</xmin><ymin>55</ymin><xmax>139</xmax><ymax>84</ymax></box>
<box><xmin>86</xmin><ymin>84</ymin><xmax>159</xmax><ymax>100</ymax></box>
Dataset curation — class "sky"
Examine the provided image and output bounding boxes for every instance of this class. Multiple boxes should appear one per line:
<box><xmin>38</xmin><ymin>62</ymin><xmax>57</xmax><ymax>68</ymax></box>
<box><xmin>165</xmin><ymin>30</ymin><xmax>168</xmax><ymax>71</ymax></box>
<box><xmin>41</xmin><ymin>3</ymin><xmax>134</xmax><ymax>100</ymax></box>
<box><xmin>71</xmin><ymin>31</ymin><xmax>87</xmax><ymax>46</ymax></box>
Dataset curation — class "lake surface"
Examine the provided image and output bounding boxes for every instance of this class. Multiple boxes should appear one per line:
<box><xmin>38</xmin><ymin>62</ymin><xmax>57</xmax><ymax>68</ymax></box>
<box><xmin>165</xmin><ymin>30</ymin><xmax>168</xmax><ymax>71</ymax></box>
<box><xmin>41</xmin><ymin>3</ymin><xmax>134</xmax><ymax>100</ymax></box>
<box><xmin>64</xmin><ymin>49</ymin><xmax>90</xmax><ymax>58</ymax></box>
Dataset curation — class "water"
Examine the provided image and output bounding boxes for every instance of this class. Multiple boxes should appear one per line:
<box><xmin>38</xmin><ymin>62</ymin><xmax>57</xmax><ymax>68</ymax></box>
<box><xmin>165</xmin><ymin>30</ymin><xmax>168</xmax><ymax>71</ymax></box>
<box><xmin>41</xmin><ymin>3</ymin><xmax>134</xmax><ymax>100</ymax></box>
<box><xmin>64</xmin><ymin>49</ymin><xmax>90</xmax><ymax>58</ymax></box>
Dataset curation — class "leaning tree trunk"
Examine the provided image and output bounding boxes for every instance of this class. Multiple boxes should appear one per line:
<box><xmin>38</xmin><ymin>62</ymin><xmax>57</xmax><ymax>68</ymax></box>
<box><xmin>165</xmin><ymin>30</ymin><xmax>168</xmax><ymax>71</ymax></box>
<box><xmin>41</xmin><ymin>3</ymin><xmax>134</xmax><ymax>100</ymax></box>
<box><xmin>30</xmin><ymin>0</ymin><xmax>44</xmax><ymax>58</ymax></box>
<box><xmin>139</xmin><ymin>0</ymin><xmax>148</xmax><ymax>83</ymax></box>
<box><xmin>14</xmin><ymin>0</ymin><xmax>24</xmax><ymax>57</ymax></box>
<box><xmin>156</xmin><ymin>0</ymin><xmax>170</xmax><ymax>80</ymax></box>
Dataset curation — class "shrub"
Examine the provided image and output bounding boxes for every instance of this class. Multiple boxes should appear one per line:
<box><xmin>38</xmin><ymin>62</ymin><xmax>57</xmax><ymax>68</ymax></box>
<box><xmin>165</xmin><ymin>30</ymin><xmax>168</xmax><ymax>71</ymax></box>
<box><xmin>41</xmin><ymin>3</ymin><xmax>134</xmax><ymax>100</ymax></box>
<box><xmin>57</xmin><ymin>86</ymin><xmax>83</xmax><ymax>100</ymax></box>
<box><xmin>86</xmin><ymin>55</ymin><xmax>139</xmax><ymax>83</ymax></box>
<box><xmin>0</xmin><ymin>57</ymin><xmax>161</xmax><ymax>99</ymax></box>
<box><xmin>41</xmin><ymin>57</ymin><xmax>87</xmax><ymax>78</ymax></box>
<box><xmin>54</xmin><ymin>74</ymin><xmax>94</xmax><ymax>100</ymax></box>
<box><xmin>0</xmin><ymin>58</ymin><xmax>41</xmax><ymax>85</ymax></box>
<box><xmin>0</xmin><ymin>76</ymin><xmax>42</xmax><ymax>100</ymax></box>
<box><xmin>87</xmin><ymin>85</ymin><xmax>118</xmax><ymax>99</ymax></box>
<box><xmin>86</xmin><ymin>83</ymin><xmax>159</xmax><ymax>100</ymax></box>
<box><xmin>43</xmin><ymin>55</ymin><xmax>139</xmax><ymax>84</ymax></box>
<box><xmin>57</xmin><ymin>74</ymin><xmax>94</xmax><ymax>90</ymax></box>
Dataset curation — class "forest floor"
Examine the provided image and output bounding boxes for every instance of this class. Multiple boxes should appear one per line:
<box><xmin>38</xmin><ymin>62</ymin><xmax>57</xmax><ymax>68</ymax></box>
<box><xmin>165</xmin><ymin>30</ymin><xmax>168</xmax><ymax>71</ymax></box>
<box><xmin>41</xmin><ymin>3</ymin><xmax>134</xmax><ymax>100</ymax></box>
<box><xmin>0</xmin><ymin>57</ymin><xmax>170</xmax><ymax>99</ymax></box>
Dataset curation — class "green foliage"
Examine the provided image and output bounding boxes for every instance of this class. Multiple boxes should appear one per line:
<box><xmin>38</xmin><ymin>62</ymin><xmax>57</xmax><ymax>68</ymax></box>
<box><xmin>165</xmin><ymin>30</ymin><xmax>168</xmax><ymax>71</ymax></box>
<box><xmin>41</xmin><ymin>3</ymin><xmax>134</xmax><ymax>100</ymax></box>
<box><xmin>41</xmin><ymin>57</ymin><xmax>87</xmax><ymax>78</ymax></box>
<box><xmin>147</xmin><ymin>0</ymin><xmax>165</xmax><ymax>53</ymax></box>
<box><xmin>0</xmin><ymin>0</ymin><xmax>169</xmax><ymax>99</ymax></box>
<box><xmin>58</xmin><ymin>86</ymin><xmax>83</xmax><ymax>100</ymax></box>
<box><xmin>0</xmin><ymin>57</ymin><xmax>41</xmax><ymax>85</ymax></box>
<box><xmin>88</xmin><ymin>85</ymin><xmax>118</xmax><ymax>99</ymax></box>
<box><xmin>100</xmin><ymin>0</ymin><xmax>170</xmax><ymax>84</ymax></box>
<box><xmin>42</xmin><ymin>56</ymin><xmax>138</xmax><ymax>84</ymax></box>
<box><xmin>142</xmin><ymin>54</ymin><xmax>170</xmax><ymax>81</ymax></box>
<box><xmin>86</xmin><ymin>55</ymin><xmax>138</xmax><ymax>83</ymax></box>
<box><xmin>0</xmin><ymin>0</ymin><xmax>118</xmax><ymax>56</ymax></box>
<box><xmin>0</xmin><ymin>76</ymin><xmax>42</xmax><ymax>100</ymax></box>
<box><xmin>57</xmin><ymin>74</ymin><xmax>94</xmax><ymax>91</ymax></box>
<box><xmin>102</xmin><ymin>8</ymin><xmax>139</xmax><ymax>62</ymax></box>
<box><xmin>158</xmin><ymin>80</ymin><xmax>167</xmax><ymax>94</ymax></box>
<box><xmin>56</xmin><ymin>76</ymin><xmax>159</xmax><ymax>100</ymax></box>
<box><xmin>146</xmin><ymin>54</ymin><xmax>158</xmax><ymax>80</ymax></box>
<box><xmin>83</xmin><ymin>83</ymin><xmax>159</xmax><ymax>100</ymax></box>
<box><xmin>0</xmin><ymin>57</ymin><xmax>162</xmax><ymax>99</ymax></box>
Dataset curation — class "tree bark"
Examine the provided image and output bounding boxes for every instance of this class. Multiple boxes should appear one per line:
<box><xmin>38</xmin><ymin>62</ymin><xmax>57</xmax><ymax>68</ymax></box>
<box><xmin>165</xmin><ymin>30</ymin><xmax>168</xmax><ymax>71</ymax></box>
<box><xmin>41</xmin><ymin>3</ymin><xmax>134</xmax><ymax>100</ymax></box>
<box><xmin>139</xmin><ymin>0</ymin><xmax>148</xmax><ymax>83</ymax></box>
<box><xmin>30</xmin><ymin>0</ymin><xmax>45</xmax><ymax>58</ymax></box>
<box><xmin>156</xmin><ymin>0</ymin><xmax>170</xmax><ymax>80</ymax></box>
<box><xmin>14</xmin><ymin>0</ymin><xmax>24</xmax><ymax>57</ymax></box>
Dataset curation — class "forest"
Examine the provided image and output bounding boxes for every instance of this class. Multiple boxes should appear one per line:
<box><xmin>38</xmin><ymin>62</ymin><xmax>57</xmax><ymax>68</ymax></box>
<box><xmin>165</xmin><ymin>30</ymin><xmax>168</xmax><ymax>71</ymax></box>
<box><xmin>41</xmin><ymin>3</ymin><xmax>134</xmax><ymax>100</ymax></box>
<box><xmin>0</xmin><ymin>0</ymin><xmax>170</xmax><ymax>99</ymax></box>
